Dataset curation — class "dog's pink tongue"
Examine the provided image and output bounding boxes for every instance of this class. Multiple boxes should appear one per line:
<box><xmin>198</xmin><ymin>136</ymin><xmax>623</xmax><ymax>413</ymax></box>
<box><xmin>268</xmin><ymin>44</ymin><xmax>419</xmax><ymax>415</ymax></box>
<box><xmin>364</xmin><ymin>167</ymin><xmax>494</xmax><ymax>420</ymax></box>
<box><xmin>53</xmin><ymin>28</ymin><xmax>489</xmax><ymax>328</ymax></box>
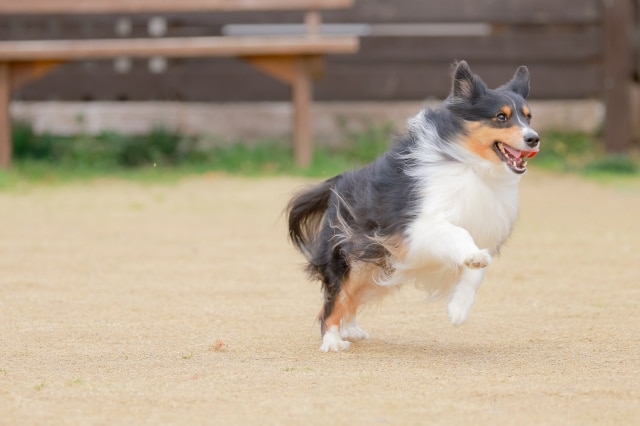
<box><xmin>503</xmin><ymin>144</ymin><xmax>538</xmax><ymax>159</ymax></box>
<box><xmin>503</xmin><ymin>145</ymin><xmax>522</xmax><ymax>158</ymax></box>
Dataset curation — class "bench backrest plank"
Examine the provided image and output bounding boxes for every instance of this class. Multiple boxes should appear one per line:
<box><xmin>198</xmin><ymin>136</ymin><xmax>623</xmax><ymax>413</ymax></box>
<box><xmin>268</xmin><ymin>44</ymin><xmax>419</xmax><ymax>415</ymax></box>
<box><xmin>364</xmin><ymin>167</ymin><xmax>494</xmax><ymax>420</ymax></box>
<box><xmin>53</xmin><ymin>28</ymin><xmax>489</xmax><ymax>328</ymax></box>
<box><xmin>0</xmin><ymin>0</ymin><xmax>354</xmax><ymax>15</ymax></box>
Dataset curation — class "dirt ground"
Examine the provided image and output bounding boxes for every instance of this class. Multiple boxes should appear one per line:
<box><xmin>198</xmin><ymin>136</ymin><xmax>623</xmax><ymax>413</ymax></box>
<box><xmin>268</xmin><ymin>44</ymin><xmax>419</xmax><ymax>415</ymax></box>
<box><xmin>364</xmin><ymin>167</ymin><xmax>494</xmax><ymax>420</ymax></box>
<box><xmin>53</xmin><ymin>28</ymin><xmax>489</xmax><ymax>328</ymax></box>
<box><xmin>1</xmin><ymin>171</ymin><xmax>639</xmax><ymax>425</ymax></box>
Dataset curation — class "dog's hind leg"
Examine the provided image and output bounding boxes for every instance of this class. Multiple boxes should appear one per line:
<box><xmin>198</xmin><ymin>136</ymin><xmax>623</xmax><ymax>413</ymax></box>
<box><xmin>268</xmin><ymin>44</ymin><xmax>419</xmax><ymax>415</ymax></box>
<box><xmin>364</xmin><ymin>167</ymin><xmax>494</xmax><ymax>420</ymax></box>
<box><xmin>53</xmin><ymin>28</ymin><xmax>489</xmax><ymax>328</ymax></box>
<box><xmin>340</xmin><ymin>266</ymin><xmax>391</xmax><ymax>341</ymax></box>
<box><xmin>340</xmin><ymin>316</ymin><xmax>370</xmax><ymax>341</ymax></box>
<box><xmin>317</xmin><ymin>249</ymin><xmax>352</xmax><ymax>352</ymax></box>
<box><xmin>320</xmin><ymin>267</ymin><xmax>389</xmax><ymax>352</ymax></box>
<box><xmin>319</xmin><ymin>286</ymin><xmax>352</xmax><ymax>352</ymax></box>
<box><xmin>319</xmin><ymin>273</ymin><xmax>359</xmax><ymax>352</ymax></box>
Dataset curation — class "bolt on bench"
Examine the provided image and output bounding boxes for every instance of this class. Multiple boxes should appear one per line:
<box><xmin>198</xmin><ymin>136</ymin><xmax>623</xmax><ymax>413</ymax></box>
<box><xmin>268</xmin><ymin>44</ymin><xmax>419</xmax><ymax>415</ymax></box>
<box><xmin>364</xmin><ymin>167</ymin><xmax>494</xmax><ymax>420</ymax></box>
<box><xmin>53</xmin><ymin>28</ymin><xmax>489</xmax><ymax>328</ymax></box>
<box><xmin>0</xmin><ymin>0</ymin><xmax>359</xmax><ymax>168</ymax></box>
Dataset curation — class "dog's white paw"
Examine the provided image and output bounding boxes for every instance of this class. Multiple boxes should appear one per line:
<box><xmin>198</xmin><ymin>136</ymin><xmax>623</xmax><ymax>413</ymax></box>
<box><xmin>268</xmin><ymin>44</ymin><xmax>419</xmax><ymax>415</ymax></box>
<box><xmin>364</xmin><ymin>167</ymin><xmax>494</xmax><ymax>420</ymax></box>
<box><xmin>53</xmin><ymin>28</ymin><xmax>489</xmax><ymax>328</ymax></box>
<box><xmin>447</xmin><ymin>299</ymin><xmax>471</xmax><ymax>326</ymax></box>
<box><xmin>448</xmin><ymin>286</ymin><xmax>476</xmax><ymax>326</ymax></box>
<box><xmin>341</xmin><ymin>322</ymin><xmax>370</xmax><ymax>341</ymax></box>
<box><xmin>464</xmin><ymin>249</ymin><xmax>491</xmax><ymax>269</ymax></box>
<box><xmin>320</xmin><ymin>326</ymin><xmax>351</xmax><ymax>352</ymax></box>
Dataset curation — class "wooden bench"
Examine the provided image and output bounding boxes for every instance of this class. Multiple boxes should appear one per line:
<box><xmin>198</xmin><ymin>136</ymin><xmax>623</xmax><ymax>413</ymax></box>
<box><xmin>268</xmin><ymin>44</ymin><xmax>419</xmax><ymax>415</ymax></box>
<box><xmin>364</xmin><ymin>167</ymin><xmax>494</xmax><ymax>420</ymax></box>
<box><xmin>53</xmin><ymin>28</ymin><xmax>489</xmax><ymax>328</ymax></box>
<box><xmin>0</xmin><ymin>0</ymin><xmax>359</xmax><ymax>168</ymax></box>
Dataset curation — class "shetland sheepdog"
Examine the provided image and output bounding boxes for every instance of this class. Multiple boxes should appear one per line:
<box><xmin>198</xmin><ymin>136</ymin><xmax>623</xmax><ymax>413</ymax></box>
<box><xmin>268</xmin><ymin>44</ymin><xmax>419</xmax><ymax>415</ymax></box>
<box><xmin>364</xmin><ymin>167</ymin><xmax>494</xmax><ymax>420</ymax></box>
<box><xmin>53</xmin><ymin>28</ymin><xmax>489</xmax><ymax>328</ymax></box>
<box><xmin>287</xmin><ymin>61</ymin><xmax>540</xmax><ymax>352</ymax></box>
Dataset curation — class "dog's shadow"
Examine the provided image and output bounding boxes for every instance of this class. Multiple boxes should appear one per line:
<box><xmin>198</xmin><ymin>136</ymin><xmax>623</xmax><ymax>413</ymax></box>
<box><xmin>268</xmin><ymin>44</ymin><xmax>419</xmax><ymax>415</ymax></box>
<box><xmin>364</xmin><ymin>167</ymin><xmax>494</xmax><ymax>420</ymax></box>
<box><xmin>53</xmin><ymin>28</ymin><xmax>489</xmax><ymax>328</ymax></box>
<box><xmin>350</xmin><ymin>336</ymin><xmax>530</xmax><ymax>367</ymax></box>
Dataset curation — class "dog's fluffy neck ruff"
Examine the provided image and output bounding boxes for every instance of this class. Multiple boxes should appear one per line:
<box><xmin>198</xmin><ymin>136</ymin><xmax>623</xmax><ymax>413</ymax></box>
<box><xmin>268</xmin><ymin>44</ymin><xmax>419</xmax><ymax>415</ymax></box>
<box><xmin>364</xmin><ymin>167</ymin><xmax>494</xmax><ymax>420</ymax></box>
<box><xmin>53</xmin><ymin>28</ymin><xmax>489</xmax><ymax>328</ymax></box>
<box><xmin>404</xmin><ymin>109</ymin><xmax>521</xmax><ymax>252</ymax></box>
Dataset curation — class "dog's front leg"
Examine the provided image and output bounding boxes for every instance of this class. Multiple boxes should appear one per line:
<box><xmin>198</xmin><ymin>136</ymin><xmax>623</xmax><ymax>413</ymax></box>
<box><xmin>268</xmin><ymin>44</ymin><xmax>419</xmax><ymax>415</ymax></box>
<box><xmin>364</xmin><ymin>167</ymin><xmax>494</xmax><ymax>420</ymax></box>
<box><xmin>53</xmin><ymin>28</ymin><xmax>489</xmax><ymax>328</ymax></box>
<box><xmin>447</xmin><ymin>265</ymin><xmax>487</xmax><ymax>325</ymax></box>
<box><xmin>407</xmin><ymin>220</ymin><xmax>491</xmax><ymax>325</ymax></box>
<box><xmin>446</xmin><ymin>226</ymin><xmax>491</xmax><ymax>326</ymax></box>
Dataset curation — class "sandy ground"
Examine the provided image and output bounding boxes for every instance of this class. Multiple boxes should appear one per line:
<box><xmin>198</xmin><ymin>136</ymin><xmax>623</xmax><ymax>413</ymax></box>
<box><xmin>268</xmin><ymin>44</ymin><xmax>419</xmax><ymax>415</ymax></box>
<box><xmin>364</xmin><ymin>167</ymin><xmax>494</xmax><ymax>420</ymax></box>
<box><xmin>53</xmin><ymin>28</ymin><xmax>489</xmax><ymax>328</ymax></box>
<box><xmin>1</xmin><ymin>171</ymin><xmax>639</xmax><ymax>425</ymax></box>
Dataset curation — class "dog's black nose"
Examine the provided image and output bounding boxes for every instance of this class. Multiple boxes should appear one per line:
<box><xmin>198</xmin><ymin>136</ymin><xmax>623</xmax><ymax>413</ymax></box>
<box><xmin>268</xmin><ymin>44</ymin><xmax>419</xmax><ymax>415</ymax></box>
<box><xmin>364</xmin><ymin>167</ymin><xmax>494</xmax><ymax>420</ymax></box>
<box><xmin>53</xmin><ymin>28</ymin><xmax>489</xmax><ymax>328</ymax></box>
<box><xmin>524</xmin><ymin>131</ymin><xmax>540</xmax><ymax>148</ymax></box>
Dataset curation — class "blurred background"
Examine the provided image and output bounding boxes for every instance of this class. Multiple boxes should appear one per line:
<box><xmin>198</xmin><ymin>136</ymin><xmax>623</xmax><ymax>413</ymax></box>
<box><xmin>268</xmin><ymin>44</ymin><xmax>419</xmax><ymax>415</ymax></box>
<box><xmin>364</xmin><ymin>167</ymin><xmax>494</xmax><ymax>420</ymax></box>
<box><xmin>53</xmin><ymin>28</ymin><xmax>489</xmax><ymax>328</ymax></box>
<box><xmin>1</xmin><ymin>0</ymin><xmax>639</xmax><ymax>176</ymax></box>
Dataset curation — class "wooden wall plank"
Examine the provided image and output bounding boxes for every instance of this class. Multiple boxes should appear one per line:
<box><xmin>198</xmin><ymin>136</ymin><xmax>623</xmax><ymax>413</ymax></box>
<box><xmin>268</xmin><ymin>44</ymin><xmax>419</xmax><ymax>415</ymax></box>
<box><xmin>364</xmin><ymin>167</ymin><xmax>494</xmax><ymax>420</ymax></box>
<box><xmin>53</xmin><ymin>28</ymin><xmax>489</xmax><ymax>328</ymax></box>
<box><xmin>0</xmin><ymin>0</ymin><xmax>601</xmax><ymax>34</ymax></box>
<box><xmin>349</xmin><ymin>0</ymin><xmax>601</xmax><ymax>24</ymax></box>
<box><xmin>101</xmin><ymin>1</ymin><xmax>601</xmax><ymax>26</ymax></box>
<box><xmin>318</xmin><ymin>63</ymin><xmax>603</xmax><ymax>100</ymax></box>
<box><xmin>635</xmin><ymin>0</ymin><xmax>640</xmax><ymax>80</ymax></box>
<box><xmin>603</xmin><ymin>0</ymin><xmax>633</xmax><ymax>152</ymax></box>
<box><xmin>350</xmin><ymin>31</ymin><xmax>601</xmax><ymax>63</ymax></box>
<box><xmin>13</xmin><ymin>59</ymin><xmax>601</xmax><ymax>102</ymax></box>
<box><xmin>0</xmin><ymin>16</ymin><xmax>158</xmax><ymax>41</ymax></box>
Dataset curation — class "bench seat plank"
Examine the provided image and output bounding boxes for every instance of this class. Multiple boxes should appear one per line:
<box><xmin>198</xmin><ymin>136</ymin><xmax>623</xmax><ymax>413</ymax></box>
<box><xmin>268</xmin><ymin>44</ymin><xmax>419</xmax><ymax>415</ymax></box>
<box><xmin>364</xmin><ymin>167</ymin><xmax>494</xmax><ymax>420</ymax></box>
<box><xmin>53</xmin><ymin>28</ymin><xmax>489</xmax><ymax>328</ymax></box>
<box><xmin>0</xmin><ymin>0</ymin><xmax>354</xmax><ymax>14</ymax></box>
<box><xmin>0</xmin><ymin>36</ymin><xmax>358</xmax><ymax>61</ymax></box>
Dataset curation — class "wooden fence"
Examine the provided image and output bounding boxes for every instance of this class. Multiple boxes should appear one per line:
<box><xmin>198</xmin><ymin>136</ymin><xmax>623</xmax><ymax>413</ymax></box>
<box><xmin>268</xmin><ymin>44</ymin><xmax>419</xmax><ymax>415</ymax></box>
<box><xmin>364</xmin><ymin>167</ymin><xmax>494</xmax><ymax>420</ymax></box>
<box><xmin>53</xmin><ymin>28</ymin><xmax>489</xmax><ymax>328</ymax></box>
<box><xmin>1</xmin><ymin>0</ymin><xmax>638</xmax><ymax>151</ymax></box>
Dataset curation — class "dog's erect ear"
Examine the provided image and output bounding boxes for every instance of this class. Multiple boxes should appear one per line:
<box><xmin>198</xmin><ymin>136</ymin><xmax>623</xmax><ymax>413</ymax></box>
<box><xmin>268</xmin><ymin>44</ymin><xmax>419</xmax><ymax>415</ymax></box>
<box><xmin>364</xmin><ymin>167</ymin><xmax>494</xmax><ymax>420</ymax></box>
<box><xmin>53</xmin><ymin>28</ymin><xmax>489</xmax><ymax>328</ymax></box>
<box><xmin>503</xmin><ymin>66</ymin><xmax>530</xmax><ymax>99</ymax></box>
<box><xmin>450</xmin><ymin>61</ymin><xmax>487</xmax><ymax>103</ymax></box>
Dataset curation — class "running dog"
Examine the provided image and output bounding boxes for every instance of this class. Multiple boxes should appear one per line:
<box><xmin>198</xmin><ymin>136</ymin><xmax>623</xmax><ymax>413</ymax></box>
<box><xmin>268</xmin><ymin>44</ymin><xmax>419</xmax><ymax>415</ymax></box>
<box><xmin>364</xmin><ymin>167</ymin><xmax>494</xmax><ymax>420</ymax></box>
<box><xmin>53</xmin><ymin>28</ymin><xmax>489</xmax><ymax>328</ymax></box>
<box><xmin>287</xmin><ymin>61</ymin><xmax>540</xmax><ymax>352</ymax></box>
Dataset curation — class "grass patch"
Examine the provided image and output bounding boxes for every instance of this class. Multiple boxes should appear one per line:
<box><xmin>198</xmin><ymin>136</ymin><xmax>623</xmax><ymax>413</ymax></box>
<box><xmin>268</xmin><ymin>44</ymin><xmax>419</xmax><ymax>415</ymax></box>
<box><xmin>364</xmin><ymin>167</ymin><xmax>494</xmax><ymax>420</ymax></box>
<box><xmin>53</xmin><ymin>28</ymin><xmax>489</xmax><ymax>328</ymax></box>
<box><xmin>66</xmin><ymin>378</ymin><xmax>84</xmax><ymax>387</ymax></box>
<box><xmin>1</xmin><ymin>121</ymin><xmax>393</xmax><ymax>187</ymax></box>
<box><xmin>584</xmin><ymin>155</ymin><xmax>638</xmax><ymax>175</ymax></box>
<box><xmin>531</xmin><ymin>131</ymin><xmax>597</xmax><ymax>171</ymax></box>
<box><xmin>1</xmin><ymin>122</ymin><xmax>638</xmax><ymax>189</ymax></box>
<box><xmin>528</xmin><ymin>131</ymin><xmax>639</xmax><ymax>181</ymax></box>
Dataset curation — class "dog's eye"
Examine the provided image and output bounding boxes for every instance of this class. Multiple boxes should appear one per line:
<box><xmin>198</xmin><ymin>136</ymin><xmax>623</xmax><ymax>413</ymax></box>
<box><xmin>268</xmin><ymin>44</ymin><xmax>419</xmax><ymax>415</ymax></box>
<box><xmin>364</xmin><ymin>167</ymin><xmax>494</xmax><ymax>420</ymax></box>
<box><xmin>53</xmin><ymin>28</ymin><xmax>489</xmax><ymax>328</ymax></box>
<box><xmin>525</xmin><ymin>114</ymin><xmax>532</xmax><ymax>123</ymax></box>
<box><xmin>496</xmin><ymin>113</ymin><xmax>508</xmax><ymax>122</ymax></box>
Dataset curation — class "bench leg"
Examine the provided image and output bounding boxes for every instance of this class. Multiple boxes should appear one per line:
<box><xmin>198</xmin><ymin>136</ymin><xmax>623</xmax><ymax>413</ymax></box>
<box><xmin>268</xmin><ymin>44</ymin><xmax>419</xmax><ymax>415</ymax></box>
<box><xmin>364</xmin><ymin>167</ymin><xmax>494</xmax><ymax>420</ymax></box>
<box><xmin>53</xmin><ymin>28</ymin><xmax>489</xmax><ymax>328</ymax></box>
<box><xmin>243</xmin><ymin>55</ymin><xmax>324</xmax><ymax>168</ymax></box>
<box><xmin>0</xmin><ymin>63</ymin><xmax>10</xmax><ymax>169</ymax></box>
<box><xmin>292</xmin><ymin>59</ymin><xmax>313</xmax><ymax>168</ymax></box>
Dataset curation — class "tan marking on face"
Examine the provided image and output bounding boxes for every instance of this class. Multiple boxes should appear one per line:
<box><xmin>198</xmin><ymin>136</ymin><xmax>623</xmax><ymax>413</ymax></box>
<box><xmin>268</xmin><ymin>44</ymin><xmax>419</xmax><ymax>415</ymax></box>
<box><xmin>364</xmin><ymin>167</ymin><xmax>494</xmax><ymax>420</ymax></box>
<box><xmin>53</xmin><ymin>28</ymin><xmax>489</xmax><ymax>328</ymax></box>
<box><xmin>500</xmin><ymin>106</ymin><xmax>512</xmax><ymax>119</ymax></box>
<box><xmin>462</xmin><ymin>122</ymin><xmax>524</xmax><ymax>161</ymax></box>
<box><xmin>522</xmin><ymin>105</ymin><xmax>531</xmax><ymax>118</ymax></box>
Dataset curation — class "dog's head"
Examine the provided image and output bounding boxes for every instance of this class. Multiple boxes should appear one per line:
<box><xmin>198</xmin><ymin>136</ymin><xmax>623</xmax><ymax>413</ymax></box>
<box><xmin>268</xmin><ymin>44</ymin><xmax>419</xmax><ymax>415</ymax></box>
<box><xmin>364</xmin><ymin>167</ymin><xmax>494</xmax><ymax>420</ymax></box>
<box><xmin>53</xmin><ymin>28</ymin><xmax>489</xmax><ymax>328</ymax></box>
<box><xmin>446</xmin><ymin>61</ymin><xmax>540</xmax><ymax>174</ymax></box>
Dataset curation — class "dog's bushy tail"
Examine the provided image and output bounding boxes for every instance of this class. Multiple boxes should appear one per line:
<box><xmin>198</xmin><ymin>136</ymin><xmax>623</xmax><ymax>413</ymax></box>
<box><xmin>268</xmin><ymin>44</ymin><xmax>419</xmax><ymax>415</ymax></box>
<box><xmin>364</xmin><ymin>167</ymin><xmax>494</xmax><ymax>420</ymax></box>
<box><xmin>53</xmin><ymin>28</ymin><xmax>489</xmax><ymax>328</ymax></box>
<box><xmin>287</xmin><ymin>176</ymin><xmax>339</xmax><ymax>258</ymax></box>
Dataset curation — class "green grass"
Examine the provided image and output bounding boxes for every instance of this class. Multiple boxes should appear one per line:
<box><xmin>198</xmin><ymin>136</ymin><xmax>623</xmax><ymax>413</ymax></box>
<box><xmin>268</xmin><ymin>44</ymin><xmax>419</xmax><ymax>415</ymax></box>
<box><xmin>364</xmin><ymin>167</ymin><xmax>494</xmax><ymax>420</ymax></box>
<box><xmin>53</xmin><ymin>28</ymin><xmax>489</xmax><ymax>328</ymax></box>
<box><xmin>0</xmin><ymin>121</ymin><xmax>393</xmax><ymax>188</ymax></box>
<box><xmin>584</xmin><ymin>155</ymin><xmax>638</xmax><ymax>175</ymax></box>
<box><xmin>530</xmin><ymin>131</ymin><xmax>639</xmax><ymax>183</ymax></box>
<box><xmin>531</xmin><ymin>131</ymin><xmax>597</xmax><ymax>171</ymax></box>
<box><xmin>1</xmin><ymin>122</ymin><xmax>638</xmax><ymax>190</ymax></box>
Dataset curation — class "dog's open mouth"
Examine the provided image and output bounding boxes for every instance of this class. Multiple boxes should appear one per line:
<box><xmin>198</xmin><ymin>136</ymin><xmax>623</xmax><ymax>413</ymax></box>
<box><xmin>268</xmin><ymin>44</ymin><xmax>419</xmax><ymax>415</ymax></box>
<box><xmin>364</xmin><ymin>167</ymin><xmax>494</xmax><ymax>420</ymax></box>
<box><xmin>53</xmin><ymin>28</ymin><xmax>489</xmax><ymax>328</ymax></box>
<box><xmin>492</xmin><ymin>142</ymin><xmax>538</xmax><ymax>174</ymax></box>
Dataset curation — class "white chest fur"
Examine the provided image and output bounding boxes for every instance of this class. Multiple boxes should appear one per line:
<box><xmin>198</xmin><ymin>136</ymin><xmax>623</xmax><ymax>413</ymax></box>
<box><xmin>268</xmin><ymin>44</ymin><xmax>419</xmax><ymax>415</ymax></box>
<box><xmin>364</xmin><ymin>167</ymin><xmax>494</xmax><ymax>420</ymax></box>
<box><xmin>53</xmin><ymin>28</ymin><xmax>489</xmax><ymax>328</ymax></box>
<box><xmin>416</xmin><ymin>163</ymin><xmax>521</xmax><ymax>252</ymax></box>
<box><xmin>382</xmin><ymin>163</ymin><xmax>521</xmax><ymax>294</ymax></box>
